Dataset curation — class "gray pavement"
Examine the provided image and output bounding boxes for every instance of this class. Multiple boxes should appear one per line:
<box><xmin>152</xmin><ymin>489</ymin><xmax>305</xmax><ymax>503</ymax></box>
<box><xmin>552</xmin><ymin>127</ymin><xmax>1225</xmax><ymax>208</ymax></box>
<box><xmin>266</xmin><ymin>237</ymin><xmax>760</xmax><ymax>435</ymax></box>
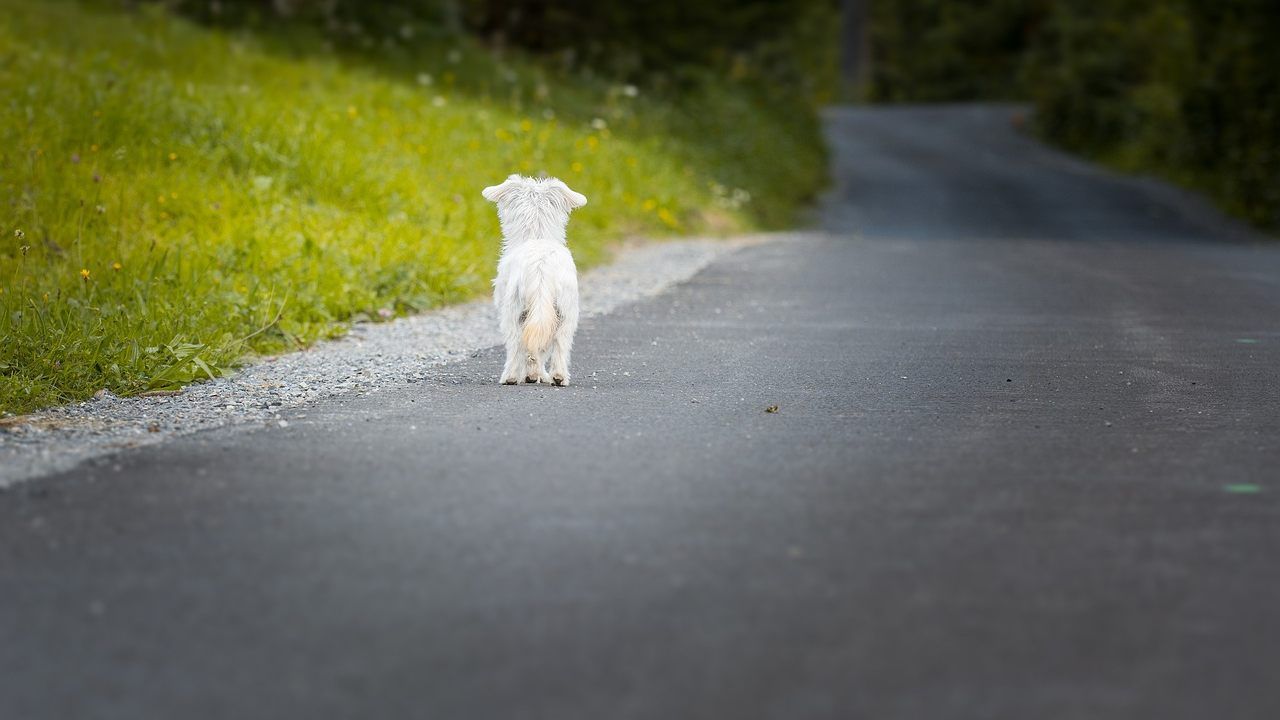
<box><xmin>3</xmin><ymin>105</ymin><xmax>1279</xmax><ymax>719</ymax></box>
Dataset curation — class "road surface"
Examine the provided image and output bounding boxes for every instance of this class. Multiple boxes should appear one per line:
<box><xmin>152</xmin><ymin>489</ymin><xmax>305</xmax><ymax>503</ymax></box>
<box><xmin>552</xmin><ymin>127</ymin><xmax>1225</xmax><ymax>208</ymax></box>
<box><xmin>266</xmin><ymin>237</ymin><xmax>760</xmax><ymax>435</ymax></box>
<box><xmin>3</xmin><ymin>105</ymin><xmax>1278</xmax><ymax>719</ymax></box>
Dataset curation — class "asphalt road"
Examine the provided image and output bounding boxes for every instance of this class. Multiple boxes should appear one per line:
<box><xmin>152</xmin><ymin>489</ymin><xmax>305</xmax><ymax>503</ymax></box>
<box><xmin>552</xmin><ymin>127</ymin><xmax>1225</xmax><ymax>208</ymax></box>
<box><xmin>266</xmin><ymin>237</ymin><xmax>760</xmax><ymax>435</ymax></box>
<box><xmin>3</xmin><ymin>105</ymin><xmax>1279</xmax><ymax>719</ymax></box>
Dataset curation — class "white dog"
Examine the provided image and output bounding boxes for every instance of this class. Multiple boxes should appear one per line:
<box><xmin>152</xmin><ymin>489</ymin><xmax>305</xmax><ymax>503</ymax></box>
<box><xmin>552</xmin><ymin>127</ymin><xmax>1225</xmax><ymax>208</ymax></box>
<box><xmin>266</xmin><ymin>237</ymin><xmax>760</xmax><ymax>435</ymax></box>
<box><xmin>483</xmin><ymin>174</ymin><xmax>587</xmax><ymax>386</ymax></box>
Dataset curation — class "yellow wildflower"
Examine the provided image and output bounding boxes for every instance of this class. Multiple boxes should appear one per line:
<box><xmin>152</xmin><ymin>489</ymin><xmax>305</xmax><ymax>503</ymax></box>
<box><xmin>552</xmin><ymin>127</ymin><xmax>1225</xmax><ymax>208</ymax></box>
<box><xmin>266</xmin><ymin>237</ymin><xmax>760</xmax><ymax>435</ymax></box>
<box><xmin>169</xmin><ymin>152</ymin><xmax>178</xmax><ymax>161</ymax></box>
<box><xmin>571</xmin><ymin>162</ymin><xmax>583</xmax><ymax>173</ymax></box>
<box><xmin>112</xmin><ymin>262</ymin><xmax>123</xmax><ymax>271</ymax></box>
<box><xmin>80</xmin><ymin>268</ymin><xmax>90</xmax><ymax>281</ymax></box>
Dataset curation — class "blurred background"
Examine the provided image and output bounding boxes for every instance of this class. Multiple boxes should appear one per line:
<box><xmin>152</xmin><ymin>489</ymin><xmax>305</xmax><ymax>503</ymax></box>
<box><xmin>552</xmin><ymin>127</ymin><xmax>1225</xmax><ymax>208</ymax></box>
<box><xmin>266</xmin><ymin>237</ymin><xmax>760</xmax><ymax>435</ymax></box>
<box><xmin>859</xmin><ymin>0</ymin><xmax>1279</xmax><ymax>232</ymax></box>
<box><xmin>1</xmin><ymin>0</ymin><xmax>1277</xmax><ymax>416</ymax></box>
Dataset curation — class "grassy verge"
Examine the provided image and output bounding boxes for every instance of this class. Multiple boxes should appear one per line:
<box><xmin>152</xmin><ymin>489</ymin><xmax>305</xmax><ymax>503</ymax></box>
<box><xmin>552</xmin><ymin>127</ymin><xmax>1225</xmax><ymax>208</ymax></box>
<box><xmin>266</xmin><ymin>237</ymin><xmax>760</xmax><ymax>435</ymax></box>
<box><xmin>0</xmin><ymin>0</ymin><xmax>827</xmax><ymax>414</ymax></box>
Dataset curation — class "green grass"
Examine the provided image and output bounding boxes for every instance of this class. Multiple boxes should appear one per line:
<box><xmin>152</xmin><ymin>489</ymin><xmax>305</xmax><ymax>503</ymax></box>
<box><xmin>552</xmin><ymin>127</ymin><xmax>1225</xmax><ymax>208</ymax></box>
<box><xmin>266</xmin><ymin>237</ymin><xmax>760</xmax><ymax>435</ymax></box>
<box><xmin>0</xmin><ymin>1</ymin><xmax>827</xmax><ymax>414</ymax></box>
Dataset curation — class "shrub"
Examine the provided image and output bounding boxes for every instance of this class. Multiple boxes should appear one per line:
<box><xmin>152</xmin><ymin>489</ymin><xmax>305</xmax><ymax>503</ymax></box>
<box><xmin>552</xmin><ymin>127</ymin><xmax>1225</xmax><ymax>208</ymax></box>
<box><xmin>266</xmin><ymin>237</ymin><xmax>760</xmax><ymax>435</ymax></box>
<box><xmin>1025</xmin><ymin>0</ymin><xmax>1280</xmax><ymax>229</ymax></box>
<box><xmin>867</xmin><ymin>0</ymin><xmax>1280</xmax><ymax>232</ymax></box>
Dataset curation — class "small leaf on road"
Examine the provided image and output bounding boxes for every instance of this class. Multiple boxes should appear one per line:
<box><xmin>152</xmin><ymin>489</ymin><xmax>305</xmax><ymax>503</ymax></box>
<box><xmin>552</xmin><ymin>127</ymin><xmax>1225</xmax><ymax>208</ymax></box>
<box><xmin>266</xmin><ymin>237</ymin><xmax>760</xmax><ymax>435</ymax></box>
<box><xmin>765</xmin><ymin>404</ymin><xmax>779</xmax><ymax>414</ymax></box>
<box><xmin>1223</xmin><ymin>484</ymin><xmax>1262</xmax><ymax>494</ymax></box>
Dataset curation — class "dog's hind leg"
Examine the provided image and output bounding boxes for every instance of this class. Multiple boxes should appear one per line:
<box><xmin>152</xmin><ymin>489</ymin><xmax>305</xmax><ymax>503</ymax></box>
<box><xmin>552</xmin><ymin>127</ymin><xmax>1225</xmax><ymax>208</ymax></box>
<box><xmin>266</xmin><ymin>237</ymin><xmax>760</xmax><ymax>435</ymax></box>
<box><xmin>548</xmin><ymin>342</ymin><xmax>570</xmax><ymax>387</ymax></box>
<box><xmin>499</xmin><ymin>310</ymin><xmax>524</xmax><ymax>385</ymax></box>
<box><xmin>548</xmin><ymin>307</ymin><xmax>577</xmax><ymax>387</ymax></box>
<box><xmin>500</xmin><ymin>347</ymin><xmax>524</xmax><ymax>385</ymax></box>
<box><xmin>540</xmin><ymin>347</ymin><xmax>556</xmax><ymax>383</ymax></box>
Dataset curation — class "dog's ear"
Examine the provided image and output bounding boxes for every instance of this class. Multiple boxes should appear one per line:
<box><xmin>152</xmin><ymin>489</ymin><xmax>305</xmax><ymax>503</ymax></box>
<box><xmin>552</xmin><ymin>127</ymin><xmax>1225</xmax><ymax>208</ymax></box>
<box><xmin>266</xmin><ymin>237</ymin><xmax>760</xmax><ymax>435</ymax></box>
<box><xmin>549</xmin><ymin>179</ymin><xmax>588</xmax><ymax>210</ymax></box>
<box><xmin>482</xmin><ymin>174</ymin><xmax>523</xmax><ymax>203</ymax></box>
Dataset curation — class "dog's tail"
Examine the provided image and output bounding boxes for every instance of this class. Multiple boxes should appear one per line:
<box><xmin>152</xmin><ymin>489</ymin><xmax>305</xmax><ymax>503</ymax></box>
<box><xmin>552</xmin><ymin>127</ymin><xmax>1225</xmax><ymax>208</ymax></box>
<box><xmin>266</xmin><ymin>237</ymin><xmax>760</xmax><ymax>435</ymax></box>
<box><xmin>521</xmin><ymin>280</ymin><xmax>558</xmax><ymax>358</ymax></box>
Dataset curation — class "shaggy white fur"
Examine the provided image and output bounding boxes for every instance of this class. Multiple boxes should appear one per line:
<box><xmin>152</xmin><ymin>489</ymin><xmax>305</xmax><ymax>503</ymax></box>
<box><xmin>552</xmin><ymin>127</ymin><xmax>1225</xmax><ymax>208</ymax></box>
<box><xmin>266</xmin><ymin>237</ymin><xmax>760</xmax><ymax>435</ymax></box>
<box><xmin>483</xmin><ymin>174</ymin><xmax>587</xmax><ymax>386</ymax></box>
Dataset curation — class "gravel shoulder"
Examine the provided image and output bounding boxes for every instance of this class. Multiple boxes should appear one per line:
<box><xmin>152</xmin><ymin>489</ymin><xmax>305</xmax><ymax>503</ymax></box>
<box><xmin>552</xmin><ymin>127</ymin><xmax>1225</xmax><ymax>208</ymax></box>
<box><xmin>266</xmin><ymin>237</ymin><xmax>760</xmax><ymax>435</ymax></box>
<box><xmin>0</xmin><ymin>236</ymin><xmax>765</xmax><ymax>487</ymax></box>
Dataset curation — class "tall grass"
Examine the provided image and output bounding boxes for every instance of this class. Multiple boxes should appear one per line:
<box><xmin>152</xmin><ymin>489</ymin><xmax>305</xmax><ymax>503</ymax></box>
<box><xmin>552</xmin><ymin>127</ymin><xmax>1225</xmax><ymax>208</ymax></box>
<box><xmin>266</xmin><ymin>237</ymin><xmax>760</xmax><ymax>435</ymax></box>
<box><xmin>0</xmin><ymin>0</ymin><xmax>827</xmax><ymax>414</ymax></box>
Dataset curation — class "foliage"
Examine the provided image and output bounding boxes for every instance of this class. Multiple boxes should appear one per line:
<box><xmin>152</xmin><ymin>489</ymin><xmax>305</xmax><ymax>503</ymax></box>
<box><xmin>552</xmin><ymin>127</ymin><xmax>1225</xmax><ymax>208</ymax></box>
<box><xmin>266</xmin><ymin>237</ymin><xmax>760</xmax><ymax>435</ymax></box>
<box><xmin>170</xmin><ymin>0</ymin><xmax>841</xmax><ymax>106</ymax></box>
<box><xmin>1025</xmin><ymin>0</ymin><xmax>1280</xmax><ymax>230</ymax></box>
<box><xmin>0</xmin><ymin>0</ymin><xmax>829</xmax><ymax>413</ymax></box>
<box><xmin>463</xmin><ymin>0</ymin><xmax>841</xmax><ymax>105</ymax></box>
<box><xmin>867</xmin><ymin>0</ymin><xmax>1046</xmax><ymax>102</ymax></box>
<box><xmin>867</xmin><ymin>0</ymin><xmax>1280</xmax><ymax>232</ymax></box>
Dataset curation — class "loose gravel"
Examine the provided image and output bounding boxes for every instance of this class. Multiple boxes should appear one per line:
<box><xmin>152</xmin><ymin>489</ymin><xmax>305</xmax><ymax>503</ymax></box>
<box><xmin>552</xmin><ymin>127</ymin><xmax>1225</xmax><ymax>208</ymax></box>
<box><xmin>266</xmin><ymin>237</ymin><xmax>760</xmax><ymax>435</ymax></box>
<box><xmin>0</xmin><ymin>236</ymin><xmax>766</xmax><ymax>487</ymax></box>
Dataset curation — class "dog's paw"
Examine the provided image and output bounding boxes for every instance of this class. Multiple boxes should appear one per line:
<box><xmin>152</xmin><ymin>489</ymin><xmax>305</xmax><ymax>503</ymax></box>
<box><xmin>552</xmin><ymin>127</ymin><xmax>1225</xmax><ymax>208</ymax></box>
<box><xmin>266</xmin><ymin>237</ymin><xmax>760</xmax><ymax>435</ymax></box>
<box><xmin>552</xmin><ymin>373</ymin><xmax>569</xmax><ymax>387</ymax></box>
<box><xmin>500</xmin><ymin>376</ymin><xmax>520</xmax><ymax>385</ymax></box>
